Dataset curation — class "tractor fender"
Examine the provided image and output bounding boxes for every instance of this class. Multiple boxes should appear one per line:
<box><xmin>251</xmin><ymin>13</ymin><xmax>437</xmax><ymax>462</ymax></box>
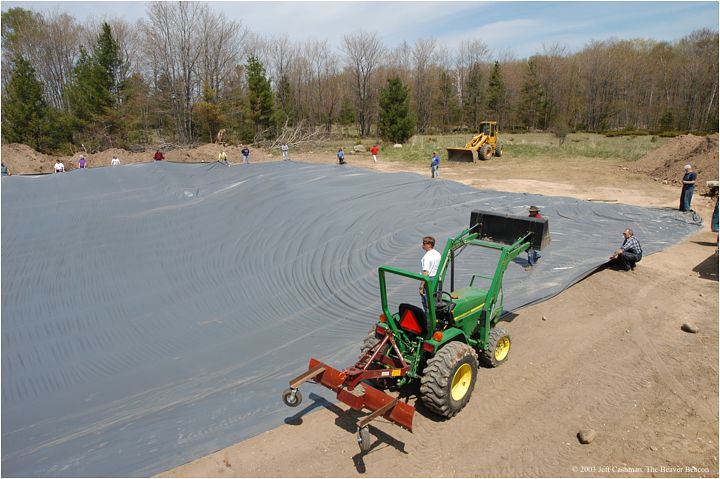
<box><xmin>423</xmin><ymin>327</ymin><xmax>467</xmax><ymax>353</ymax></box>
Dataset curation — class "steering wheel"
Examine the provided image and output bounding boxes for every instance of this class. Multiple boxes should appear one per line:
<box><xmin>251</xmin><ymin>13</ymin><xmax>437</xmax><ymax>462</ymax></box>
<box><xmin>437</xmin><ymin>291</ymin><xmax>455</xmax><ymax>303</ymax></box>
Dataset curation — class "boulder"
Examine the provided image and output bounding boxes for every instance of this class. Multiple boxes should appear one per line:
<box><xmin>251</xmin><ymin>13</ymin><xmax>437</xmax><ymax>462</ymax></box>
<box><xmin>681</xmin><ymin>323</ymin><xmax>699</xmax><ymax>334</ymax></box>
<box><xmin>577</xmin><ymin>429</ymin><xmax>597</xmax><ymax>444</ymax></box>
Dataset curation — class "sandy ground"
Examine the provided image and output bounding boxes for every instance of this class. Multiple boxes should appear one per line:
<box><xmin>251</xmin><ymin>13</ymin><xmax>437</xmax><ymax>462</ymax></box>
<box><xmin>153</xmin><ymin>151</ymin><xmax>719</xmax><ymax>477</ymax></box>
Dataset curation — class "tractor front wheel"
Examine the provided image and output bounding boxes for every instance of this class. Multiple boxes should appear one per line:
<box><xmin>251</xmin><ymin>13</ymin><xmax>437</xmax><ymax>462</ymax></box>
<box><xmin>479</xmin><ymin>143</ymin><xmax>493</xmax><ymax>160</ymax></box>
<box><xmin>420</xmin><ymin>342</ymin><xmax>478</xmax><ymax>418</ymax></box>
<box><xmin>480</xmin><ymin>327</ymin><xmax>511</xmax><ymax>368</ymax></box>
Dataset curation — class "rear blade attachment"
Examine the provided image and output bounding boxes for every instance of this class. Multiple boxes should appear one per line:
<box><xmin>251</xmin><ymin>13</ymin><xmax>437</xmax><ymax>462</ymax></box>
<box><xmin>283</xmin><ymin>356</ymin><xmax>415</xmax><ymax>452</ymax></box>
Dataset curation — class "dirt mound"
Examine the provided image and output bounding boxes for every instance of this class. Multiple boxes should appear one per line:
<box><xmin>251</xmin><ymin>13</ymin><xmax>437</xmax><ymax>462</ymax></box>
<box><xmin>631</xmin><ymin>134</ymin><xmax>718</xmax><ymax>192</ymax></box>
<box><xmin>0</xmin><ymin>142</ymin><xmax>281</xmax><ymax>174</ymax></box>
<box><xmin>1</xmin><ymin>143</ymin><xmax>59</xmax><ymax>174</ymax></box>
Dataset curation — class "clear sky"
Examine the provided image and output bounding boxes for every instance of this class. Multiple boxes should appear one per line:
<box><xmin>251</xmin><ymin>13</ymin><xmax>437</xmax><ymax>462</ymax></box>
<box><xmin>2</xmin><ymin>1</ymin><xmax>718</xmax><ymax>59</ymax></box>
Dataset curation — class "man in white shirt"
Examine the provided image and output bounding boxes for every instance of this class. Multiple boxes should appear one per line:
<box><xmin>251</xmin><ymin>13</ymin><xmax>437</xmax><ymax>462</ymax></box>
<box><xmin>54</xmin><ymin>161</ymin><xmax>65</xmax><ymax>173</ymax></box>
<box><xmin>419</xmin><ymin>236</ymin><xmax>441</xmax><ymax>313</ymax></box>
<box><xmin>111</xmin><ymin>156</ymin><xmax>121</xmax><ymax>166</ymax></box>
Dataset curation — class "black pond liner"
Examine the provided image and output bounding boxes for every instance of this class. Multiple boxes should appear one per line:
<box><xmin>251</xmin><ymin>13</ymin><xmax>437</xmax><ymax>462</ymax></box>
<box><xmin>1</xmin><ymin>161</ymin><xmax>701</xmax><ymax>477</ymax></box>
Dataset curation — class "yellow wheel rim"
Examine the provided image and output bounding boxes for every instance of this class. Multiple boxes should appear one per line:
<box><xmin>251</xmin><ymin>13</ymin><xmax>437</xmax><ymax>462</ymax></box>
<box><xmin>450</xmin><ymin>363</ymin><xmax>472</xmax><ymax>401</ymax></box>
<box><xmin>494</xmin><ymin>337</ymin><xmax>510</xmax><ymax>362</ymax></box>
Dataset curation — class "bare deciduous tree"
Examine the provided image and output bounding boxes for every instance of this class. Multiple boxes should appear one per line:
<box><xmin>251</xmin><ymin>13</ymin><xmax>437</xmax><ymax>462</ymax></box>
<box><xmin>412</xmin><ymin>38</ymin><xmax>437</xmax><ymax>133</ymax></box>
<box><xmin>142</xmin><ymin>1</ymin><xmax>204</xmax><ymax>142</ymax></box>
<box><xmin>199</xmin><ymin>8</ymin><xmax>246</xmax><ymax>96</ymax></box>
<box><xmin>342</xmin><ymin>30</ymin><xmax>385</xmax><ymax>137</ymax></box>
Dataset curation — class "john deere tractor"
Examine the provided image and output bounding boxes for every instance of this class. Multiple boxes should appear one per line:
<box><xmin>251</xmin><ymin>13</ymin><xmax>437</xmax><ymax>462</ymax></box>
<box><xmin>447</xmin><ymin>121</ymin><xmax>502</xmax><ymax>162</ymax></box>
<box><xmin>283</xmin><ymin>210</ymin><xmax>549</xmax><ymax>452</ymax></box>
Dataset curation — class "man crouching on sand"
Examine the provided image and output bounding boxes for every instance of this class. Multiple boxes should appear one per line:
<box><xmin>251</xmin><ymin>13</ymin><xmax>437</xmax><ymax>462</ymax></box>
<box><xmin>609</xmin><ymin>228</ymin><xmax>643</xmax><ymax>271</ymax></box>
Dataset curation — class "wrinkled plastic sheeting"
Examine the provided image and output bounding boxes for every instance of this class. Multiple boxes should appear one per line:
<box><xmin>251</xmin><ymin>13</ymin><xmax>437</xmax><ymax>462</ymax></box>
<box><xmin>1</xmin><ymin>161</ymin><xmax>701</xmax><ymax>476</ymax></box>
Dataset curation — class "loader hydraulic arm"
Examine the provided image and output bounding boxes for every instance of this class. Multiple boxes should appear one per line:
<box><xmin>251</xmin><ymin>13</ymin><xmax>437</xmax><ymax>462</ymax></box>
<box><xmin>473</xmin><ymin>233</ymin><xmax>532</xmax><ymax>346</ymax></box>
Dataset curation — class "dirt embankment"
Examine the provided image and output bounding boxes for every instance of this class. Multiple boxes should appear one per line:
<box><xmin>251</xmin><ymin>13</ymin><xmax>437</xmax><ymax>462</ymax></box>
<box><xmin>631</xmin><ymin>133</ymin><xmax>719</xmax><ymax>192</ymax></box>
<box><xmin>3</xmin><ymin>134</ymin><xmax>718</xmax><ymax>185</ymax></box>
<box><xmin>0</xmin><ymin>143</ymin><xmax>271</xmax><ymax>175</ymax></box>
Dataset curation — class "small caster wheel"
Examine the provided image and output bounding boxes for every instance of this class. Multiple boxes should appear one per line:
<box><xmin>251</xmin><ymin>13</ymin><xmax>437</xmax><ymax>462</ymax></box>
<box><xmin>282</xmin><ymin>388</ymin><xmax>302</xmax><ymax>407</ymax></box>
<box><xmin>356</xmin><ymin>426</ymin><xmax>372</xmax><ymax>452</ymax></box>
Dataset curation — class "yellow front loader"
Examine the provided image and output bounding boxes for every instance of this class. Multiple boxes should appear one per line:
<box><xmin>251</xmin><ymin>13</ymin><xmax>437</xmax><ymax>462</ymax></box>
<box><xmin>447</xmin><ymin>121</ymin><xmax>503</xmax><ymax>162</ymax></box>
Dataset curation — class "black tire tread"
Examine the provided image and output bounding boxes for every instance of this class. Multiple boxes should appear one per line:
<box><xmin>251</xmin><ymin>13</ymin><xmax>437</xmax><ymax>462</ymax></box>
<box><xmin>494</xmin><ymin>142</ymin><xmax>503</xmax><ymax>157</ymax></box>
<box><xmin>419</xmin><ymin>342</ymin><xmax>478</xmax><ymax>418</ymax></box>
<box><xmin>479</xmin><ymin>326</ymin><xmax>510</xmax><ymax>368</ymax></box>
<box><xmin>479</xmin><ymin>144</ymin><xmax>493</xmax><ymax>160</ymax></box>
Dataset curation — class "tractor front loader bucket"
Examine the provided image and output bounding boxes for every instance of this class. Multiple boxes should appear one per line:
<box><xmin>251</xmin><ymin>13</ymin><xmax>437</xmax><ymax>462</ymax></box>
<box><xmin>283</xmin><ymin>358</ymin><xmax>415</xmax><ymax>434</ymax></box>
<box><xmin>446</xmin><ymin>147</ymin><xmax>476</xmax><ymax>162</ymax></box>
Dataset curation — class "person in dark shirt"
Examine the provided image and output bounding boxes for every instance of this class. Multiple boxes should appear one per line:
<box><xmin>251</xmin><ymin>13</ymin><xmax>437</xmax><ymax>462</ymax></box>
<box><xmin>679</xmin><ymin>164</ymin><xmax>697</xmax><ymax>212</ymax></box>
<box><xmin>609</xmin><ymin>228</ymin><xmax>643</xmax><ymax>271</ymax></box>
<box><xmin>526</xmin><ymin>206</ymin><xmax>543</xmax><ymax>269</ymax></box>
<box><xmin>154</xmin><ymin>150</ymin><xmax>165</xmax><ymax>161</ymax></box>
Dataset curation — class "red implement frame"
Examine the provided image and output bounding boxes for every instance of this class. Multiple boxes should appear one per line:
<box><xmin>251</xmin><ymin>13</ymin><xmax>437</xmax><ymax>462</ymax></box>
<box><xmin>287</xmin><ymin>331</ymin><xmax>415</xmax><ymax>432</ymax></box>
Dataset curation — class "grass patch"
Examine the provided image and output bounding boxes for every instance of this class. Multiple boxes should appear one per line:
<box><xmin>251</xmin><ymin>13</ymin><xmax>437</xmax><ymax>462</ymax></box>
<box><xmin>301</xmin><ymin>132</ymin><xmax>670</xmax><ymax>164</ymax></box>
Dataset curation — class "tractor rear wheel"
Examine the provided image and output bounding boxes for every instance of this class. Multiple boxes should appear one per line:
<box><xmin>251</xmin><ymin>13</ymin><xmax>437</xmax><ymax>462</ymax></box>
<box><xmin>420</xmin><ymin>342</ymin><xmax>478</xmax><ymax>418</ymax></box>
<box><xmin>494</xmin><ymin>142</ymin><xmax>503</xmax><ymax>157</ymax></box>
<box><xmin>360</xmin><ymin>330</ymin><xmax>392</xmax><ymax>389</ymax></box>
<box><xmin>479</xmin><ymin>327</ymin><xmax>511</xmax><ymax>368</ymax></box>
<box><xmin>479</xmin><ymin>143</ymin><xmax>493</xmax><ymax>160</ymax></box>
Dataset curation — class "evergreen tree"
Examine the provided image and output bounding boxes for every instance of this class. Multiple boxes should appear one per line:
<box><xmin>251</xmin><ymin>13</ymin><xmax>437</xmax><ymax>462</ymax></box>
<box><xmin>464</xmin><ymin>63</ymin><xmax>484</xmax><ymax>130</ymax></box>
<box><xmin>2</xmin><ymin>56</ymin><xmax>50</xmax><ymax>149</ymax></box>
<box><xmin>378</xmin><ymin>76</ymin><xmax>415</xmax><ymax>143</ymax></box>
<box><xmin>67</xmin><ymin>47</ymin><xmax>111</xmax><ymax>121</ymax></box>
<box><xmin>94</xmin><ymin>22</ymin><xmax>125</xmax><ymax>109</ymax></box>
<box><xmin>65</xmin><ymin>23</ymin><xmax>127</xmax><ymax>149</ymax></box>
<box><xmin>485</xmin><ymin>61</ymin><xmax>507</xmax><ymax>123</ymax></box>
<box><xmin>518</xmin><ymin>58</ymin><xmax>547</xmax><ymax>130</ymax></box>
<box><xmin>245</xmin><ymin>55</ymin><xmax>275</xmax><ymax>138</ymax></box>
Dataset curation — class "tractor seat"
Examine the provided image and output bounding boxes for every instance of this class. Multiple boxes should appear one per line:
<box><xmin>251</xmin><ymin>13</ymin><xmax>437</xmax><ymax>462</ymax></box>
<box><xmin>435</xmin><ymin>299</ymin><xmax>456</xmax><ymax>328</ymax></box>
<box><xmin>398</xmin><ymin>303</ymin><xmax>429</xmax><ymax>337</ymax></box>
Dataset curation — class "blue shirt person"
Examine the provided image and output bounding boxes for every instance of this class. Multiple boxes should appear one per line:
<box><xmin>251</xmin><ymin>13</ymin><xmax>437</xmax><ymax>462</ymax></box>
<box><xmin>431</xmin><ymin>152</ymin><xmax>440</xmax><ymax>178</ymax></box>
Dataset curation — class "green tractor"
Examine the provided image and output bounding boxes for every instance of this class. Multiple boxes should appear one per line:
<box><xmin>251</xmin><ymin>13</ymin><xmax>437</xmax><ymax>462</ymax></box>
<box><xmin>283</xmin><ymin>210</ymin><xmax>550</xmax><ymax>451</ymax></box>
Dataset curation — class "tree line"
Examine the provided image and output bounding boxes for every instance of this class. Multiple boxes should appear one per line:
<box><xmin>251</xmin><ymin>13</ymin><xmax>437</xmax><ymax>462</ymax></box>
<box><xmin>2</xmin><ymin>3</ymin><xmax>718</xmax><ymax>154</ymax></box>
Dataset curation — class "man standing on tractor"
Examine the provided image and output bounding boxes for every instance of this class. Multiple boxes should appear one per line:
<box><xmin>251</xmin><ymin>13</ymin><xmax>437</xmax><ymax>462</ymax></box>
<box><xmin>419</xmin><ymin>236</ymin><xmax>441</xmax><ymax>313</ymax></box>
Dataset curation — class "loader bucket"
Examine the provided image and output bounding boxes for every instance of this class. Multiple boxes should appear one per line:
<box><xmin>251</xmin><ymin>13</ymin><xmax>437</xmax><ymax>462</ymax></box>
<box><xmin>447</xmin><ymin>147</ymin><xmax>476</xmax><ymax>163</ymax></box>
<box><xmin>470</xmin><ymin>209</ymin><xmax>551</xmax><ymax>250</ymax></box>
<box><xmin>308</xmin><ymin>357</ymin><xmax>415</xmax><ymax>431</ymax></box>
